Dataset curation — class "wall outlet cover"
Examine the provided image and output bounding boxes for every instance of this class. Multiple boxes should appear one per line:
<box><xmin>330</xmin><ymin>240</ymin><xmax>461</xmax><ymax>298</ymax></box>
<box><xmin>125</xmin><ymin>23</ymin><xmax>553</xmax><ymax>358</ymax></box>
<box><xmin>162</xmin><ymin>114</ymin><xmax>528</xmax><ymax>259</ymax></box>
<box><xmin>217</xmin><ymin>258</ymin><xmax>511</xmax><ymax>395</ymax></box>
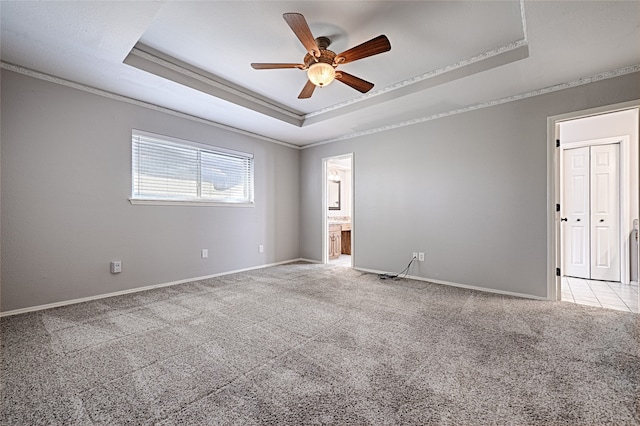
<box><xmin>110</xmin><ymin>260</ymin><xmax>122</xmax><ymax>274</ymax></box>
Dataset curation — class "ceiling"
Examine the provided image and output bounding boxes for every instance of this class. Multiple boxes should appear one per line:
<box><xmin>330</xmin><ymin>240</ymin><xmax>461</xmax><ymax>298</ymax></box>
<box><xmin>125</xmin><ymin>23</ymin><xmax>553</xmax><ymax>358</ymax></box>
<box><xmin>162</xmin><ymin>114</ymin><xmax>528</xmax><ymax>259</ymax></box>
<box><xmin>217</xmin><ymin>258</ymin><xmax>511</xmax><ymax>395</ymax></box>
<box><xmin>1</xmin><ymin>1</ymin><xmax>639</xmax><ymax>147</ymax></box>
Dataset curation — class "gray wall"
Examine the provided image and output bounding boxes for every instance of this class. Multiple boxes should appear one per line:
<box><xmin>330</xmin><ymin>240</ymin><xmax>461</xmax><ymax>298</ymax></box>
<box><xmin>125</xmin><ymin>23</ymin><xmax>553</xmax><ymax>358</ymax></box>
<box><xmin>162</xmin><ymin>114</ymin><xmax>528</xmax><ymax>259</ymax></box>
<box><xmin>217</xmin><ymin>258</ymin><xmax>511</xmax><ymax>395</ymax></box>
<box><xmin>1</xmin><ymin>71</ymin><xmax>300</xmax><ymax>312</ymax></box>
<box><xmin>300</xmin><ymin>72</ymin><xmax>640</xmax><ymax>298</ymax></box>
<box><xmin>2</xmin><ymin>69</ymin><xmax>638</xmax><ymax>311</ymax></box>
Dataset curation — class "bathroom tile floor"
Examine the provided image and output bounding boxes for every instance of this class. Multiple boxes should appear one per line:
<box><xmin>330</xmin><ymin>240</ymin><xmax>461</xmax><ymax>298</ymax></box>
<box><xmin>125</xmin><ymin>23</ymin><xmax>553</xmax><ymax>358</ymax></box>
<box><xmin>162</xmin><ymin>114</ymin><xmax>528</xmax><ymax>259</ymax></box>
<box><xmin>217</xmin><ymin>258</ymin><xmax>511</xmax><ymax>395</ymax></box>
<box><xmin>562</xmin><ymin>276</ymin><xmax>638</xmax><ymax>313</ymax></box>
<box><xmin>329</xmin><ymin>254</ymin><xmax>351</xmax><ymax>267</ymax></box>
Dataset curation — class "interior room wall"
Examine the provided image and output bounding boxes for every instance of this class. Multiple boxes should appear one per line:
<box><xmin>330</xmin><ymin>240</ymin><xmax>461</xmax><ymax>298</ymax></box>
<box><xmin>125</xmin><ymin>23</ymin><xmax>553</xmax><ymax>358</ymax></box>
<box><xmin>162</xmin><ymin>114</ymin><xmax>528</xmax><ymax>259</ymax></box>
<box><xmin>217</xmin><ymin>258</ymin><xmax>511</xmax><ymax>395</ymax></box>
<box><xmin>300</xmin><ymin>72</ymin><xmax>640</xmax><ymax>299</ymax></box>
<box><xmin>1</xmin><ymin>70</ymin><xmax>300</xmax><ymax>312</ymax></box>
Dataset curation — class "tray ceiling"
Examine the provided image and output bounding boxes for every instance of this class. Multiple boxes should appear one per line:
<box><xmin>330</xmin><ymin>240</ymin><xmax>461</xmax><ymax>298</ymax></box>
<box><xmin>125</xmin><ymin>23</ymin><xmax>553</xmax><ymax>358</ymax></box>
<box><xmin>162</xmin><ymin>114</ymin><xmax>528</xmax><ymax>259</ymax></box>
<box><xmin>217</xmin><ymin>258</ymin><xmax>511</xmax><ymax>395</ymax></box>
<box><xmin>1</xmin><ymin>1</ymin><xmax>639</xmax><ymax>147</ymax></box>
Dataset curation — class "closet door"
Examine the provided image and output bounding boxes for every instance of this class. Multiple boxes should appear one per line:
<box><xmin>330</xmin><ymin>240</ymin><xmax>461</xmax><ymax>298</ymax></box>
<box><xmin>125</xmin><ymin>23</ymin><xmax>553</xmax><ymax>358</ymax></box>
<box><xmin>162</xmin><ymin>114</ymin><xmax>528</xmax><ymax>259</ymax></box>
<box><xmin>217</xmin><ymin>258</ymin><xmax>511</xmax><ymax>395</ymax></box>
<box><xmin>590</xmin><ymin>144</ymin><xmax>620</xmax><ymax>281</ymax></box>
<box><xmin>563</xmin><ymin>147</ymin><xmax>590</xmax><ymax>279</ymax></box>
<box><xmin>562</xmin><ymin>144</ymin><xmax>620</xmax><ymax>281</ymax></box>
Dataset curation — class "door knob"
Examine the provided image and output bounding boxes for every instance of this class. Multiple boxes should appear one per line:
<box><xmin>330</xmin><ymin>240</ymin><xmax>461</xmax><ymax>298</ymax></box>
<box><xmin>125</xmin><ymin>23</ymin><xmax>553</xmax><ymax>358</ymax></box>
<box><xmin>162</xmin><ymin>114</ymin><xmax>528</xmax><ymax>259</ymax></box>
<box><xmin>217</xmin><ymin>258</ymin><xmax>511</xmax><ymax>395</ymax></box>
<box><xmin>577</xmin><ymin>218</ymin><xmax>581</xmax><ymax>222</ymax></box>
<box><xmin>560</xmin><ymin>218</ymin><xmax>568</xmax><ymax>222</ymax></box>
<box><xmin>600</xmin><ymin>219</ymin><xmax>604</xmax><ymax>222</ymax></box>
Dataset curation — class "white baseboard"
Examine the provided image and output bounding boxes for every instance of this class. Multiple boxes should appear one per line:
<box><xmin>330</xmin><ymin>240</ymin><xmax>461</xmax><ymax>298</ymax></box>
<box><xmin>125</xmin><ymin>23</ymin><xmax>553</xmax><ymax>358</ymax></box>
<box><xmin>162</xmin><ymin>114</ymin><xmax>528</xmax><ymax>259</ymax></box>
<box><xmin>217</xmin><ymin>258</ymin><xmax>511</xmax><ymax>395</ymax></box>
<box><xmin>354</xmin><ymin>267</ymin><xmax>548</xmax><ymax>301</ymax></box>
<box><xmin>296</xmin><ymin>258</ymin><xmax>323</xmax><ymax>264</ymax></box>
<box><xmin>1</xmin><ymin>260</ymin><xmax>548</xmax><ymax>317</ymax></box>
<box><xmin>0</xmin><ymin>258</ymin><xmax>309</xmax><ymax>318</ymax></box>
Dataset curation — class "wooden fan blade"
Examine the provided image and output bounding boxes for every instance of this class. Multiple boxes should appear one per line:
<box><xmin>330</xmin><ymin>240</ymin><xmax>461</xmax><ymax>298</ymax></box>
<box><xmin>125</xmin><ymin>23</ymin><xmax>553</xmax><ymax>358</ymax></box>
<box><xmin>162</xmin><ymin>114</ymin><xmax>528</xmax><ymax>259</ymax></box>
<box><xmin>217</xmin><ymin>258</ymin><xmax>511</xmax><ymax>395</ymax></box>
<box><xmin>335</xmin><ymin>71</ymin><xmax>374</xmax><ymax>93</ymax></box>
<box><xmin>283</xmin><ymin>13</ymin><xmax>320</xmax><ymax>57</ymax></box>
<box><xmin>298</xmin><ymin>80</ymin><xmax>316</xmax><ymax>99</ymax></box>
<box><xmin>251</xmin><ymin>63</ymin><xmax>305</xmax><ymax>70</ymax></box>
<box><xmin>334</xmin><ymin>35</ymin><xmax>391</xmax><ymax>65</ymax></box>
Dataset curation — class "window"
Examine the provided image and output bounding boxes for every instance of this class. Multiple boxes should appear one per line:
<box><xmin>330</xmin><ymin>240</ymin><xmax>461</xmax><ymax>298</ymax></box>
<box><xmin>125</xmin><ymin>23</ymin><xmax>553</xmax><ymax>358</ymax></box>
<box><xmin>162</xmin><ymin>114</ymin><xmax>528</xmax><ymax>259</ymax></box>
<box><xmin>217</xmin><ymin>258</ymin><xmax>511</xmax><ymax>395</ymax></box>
<box><xmin>131</xmin><ymin>130</ymin><xmax>254</xmax><ymax>206</ymax></box>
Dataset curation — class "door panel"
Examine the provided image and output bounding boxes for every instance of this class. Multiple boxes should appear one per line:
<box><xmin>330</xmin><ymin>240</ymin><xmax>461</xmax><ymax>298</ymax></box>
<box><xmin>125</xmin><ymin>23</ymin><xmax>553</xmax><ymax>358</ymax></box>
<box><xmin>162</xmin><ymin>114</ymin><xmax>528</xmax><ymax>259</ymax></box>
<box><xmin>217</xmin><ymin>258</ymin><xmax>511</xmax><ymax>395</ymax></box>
<box><xmin>590</xmin><ymin>144</ymin><xmax>620</xmax><ymax>281</ymax></box>
<box><xmin>594</xmin><ymin>227</ymin><xmax>611</xmax><ymax>268</ymax></box>
<box><xmin>563</xmin><ymin>147</ymin><xmax>590</xmax><ymax>278</ymax></box>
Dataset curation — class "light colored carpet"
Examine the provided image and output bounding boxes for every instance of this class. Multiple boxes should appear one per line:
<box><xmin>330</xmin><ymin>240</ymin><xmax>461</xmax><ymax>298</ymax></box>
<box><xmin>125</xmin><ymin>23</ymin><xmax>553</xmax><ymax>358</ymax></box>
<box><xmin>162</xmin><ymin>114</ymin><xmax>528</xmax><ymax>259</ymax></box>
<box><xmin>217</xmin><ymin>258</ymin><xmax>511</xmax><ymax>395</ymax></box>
<box><xmin>1</xmin><ymin>262</ymin><xmax>639</xmax><ymax>425</ymax></box>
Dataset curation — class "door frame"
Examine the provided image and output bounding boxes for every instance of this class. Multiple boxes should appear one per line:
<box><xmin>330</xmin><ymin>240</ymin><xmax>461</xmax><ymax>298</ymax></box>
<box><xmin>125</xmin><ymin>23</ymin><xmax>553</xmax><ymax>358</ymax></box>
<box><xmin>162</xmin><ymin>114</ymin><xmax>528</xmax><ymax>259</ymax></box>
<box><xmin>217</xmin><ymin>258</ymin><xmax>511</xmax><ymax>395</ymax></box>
<box><xmin>547</xmin><ymin>100</ymin><xmax>639</xmax><ymax>301</ymax></box>
<box><xmin>322</xmin><ymin>153</ymin><xmax>354</xmax><ymax>265</ymax></box>
<box><xmin>560</xmin><ymin>138</ymin><xmax>627</xmax><ymax>282</ymax></box>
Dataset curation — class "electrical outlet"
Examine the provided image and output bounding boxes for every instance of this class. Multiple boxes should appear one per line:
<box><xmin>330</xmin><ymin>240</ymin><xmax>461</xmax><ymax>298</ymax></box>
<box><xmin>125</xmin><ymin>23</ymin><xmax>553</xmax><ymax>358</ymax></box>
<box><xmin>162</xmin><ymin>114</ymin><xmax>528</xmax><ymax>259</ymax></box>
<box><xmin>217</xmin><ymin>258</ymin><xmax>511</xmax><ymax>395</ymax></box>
<box><xmin>412</xmin><ymin>252</ymin><xmax>418</xmax><ymax>260</ymax></box>
<box><xmin>419</xmin><ymin>252</ymin><xmax>425</xmax><ymax>262</ymax></box>
<box><xmin>110</xmin><ymin>260</ymin><xmax>122</xmax><ymax>274</ymax></box>
<box><xmin>201</xmin><ymin>249</ymin><xmax>208</xmax><ymax>259</ymax></box>
<box><xmin>259</xmin><ymin>245</ymin><xmax>264</xmax><ymax>253</ymax></box>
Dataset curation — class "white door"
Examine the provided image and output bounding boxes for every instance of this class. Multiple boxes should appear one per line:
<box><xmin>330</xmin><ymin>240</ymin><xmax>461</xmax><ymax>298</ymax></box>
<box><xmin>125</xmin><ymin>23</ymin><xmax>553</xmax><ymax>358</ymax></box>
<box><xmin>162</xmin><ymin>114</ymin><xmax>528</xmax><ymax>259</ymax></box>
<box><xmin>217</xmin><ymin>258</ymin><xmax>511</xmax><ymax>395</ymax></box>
<box><xmin>590</xmin><ymin>144</ymin><xmax>620</xmax><ymax>281</ymax></box>
<box><xmin>563</xmin><ymin>147</ymin><xmax>590</xmax><ymax>278</ymax></box>
<box><xmin>562</xmin><ymin>144</ymin><xmax>620</xmax><ymax>280</ymax></box>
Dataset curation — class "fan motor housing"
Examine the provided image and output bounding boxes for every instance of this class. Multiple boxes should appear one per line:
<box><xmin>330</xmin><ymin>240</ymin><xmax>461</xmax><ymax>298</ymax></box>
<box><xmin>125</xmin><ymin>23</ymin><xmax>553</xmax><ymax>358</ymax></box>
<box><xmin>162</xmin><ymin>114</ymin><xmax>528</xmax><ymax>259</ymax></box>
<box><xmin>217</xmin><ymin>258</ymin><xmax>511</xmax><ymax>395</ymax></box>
<box><xmin>303</xmin><ymin>36</ymin><xmax>336</xmax><ymax>69</ymax></box>
<box><xmin>304</xmin><ymin>49</ymin><xmax>336</xmax><ymax>69</ymax></box>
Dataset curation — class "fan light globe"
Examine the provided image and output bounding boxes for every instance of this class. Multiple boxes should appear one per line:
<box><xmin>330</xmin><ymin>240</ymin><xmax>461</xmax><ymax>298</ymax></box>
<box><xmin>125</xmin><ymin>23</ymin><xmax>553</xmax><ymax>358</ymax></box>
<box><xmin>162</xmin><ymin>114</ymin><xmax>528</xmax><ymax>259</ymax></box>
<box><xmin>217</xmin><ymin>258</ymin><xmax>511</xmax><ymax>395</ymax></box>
<box><xmin>307</xmin><ymin>62</ymin><xmax>335</xmax><ymax>87</ymax></box>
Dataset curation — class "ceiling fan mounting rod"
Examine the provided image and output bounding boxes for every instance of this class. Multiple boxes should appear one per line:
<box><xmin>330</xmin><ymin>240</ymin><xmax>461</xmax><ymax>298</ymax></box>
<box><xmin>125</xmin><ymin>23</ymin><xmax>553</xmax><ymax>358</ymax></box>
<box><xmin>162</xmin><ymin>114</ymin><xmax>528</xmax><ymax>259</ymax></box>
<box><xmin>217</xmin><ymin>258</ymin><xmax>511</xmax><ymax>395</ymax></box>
<box><xmin>310</xmin><ymin>37</ymin><xmax>331</xmax><ymax>62</ymax></box>
<box><xmin>315</xmin><ymin>36</ymin><xmax>331</xmax><ymax>51</ymax></box>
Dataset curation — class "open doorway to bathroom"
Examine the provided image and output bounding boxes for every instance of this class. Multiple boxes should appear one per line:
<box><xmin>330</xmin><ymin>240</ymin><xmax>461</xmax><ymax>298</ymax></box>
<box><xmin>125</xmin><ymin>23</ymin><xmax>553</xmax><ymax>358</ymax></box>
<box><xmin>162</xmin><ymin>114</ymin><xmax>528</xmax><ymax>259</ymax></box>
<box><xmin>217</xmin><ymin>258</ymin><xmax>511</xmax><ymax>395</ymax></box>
<box><xmin>323</xmin><ymin>154</ymin><xmax>353</xmax><ymax>267</ymax></box>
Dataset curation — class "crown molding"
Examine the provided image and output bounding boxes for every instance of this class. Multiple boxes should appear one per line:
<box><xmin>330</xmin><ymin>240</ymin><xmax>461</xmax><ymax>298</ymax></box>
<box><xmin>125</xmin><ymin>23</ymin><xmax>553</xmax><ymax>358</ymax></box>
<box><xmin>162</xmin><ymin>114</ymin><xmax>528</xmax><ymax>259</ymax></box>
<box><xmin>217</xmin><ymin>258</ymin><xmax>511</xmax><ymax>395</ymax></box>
<box><xmin>4</xmin><ymin>61</ymin><xmax>637</xmax><ymax>151</ymax></box>
<box><xmin>0</xmin><ymin>62</ymin><xmax>299</xmax><ymax>149</ymax></box>
<box><xmin>302</xmin><ymin>64</ymin><xmax>640</xmax><ymax>149</ymax></box>
<box><xmin>123</xmin><ymin>1</ymin><xmax>531</xmax><ymax>128</ymax></box>
<box><xmin>125</xmin><ymin>45</ymin><xmax>305</xmax><ymax>126</ymax></box>
<box><xmin>304</xmin><ymin>39</ymin><xmax>528</xmax><ymax>121</ymax></box>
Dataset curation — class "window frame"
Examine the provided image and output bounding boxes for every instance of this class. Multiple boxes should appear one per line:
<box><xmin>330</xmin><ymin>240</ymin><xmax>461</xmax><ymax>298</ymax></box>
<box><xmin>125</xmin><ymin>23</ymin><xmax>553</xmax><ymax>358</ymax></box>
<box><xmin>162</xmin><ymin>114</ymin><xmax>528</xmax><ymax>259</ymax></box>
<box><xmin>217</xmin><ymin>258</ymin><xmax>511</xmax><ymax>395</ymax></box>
<box><xmin>130</xmin><ymin>130</ymin><xmax>255</xmax><ymax>207</ymax></box>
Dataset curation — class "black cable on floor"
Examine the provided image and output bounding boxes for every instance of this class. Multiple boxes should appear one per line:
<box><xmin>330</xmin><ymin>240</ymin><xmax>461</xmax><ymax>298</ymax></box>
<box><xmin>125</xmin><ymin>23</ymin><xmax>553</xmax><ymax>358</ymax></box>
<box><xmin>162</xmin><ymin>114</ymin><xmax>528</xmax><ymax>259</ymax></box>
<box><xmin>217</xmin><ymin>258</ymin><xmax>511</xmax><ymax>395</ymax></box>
<box><xmin>378</xmin><ymin>256</ymin><xmax>417</xmax><ymax>280</ymax></box>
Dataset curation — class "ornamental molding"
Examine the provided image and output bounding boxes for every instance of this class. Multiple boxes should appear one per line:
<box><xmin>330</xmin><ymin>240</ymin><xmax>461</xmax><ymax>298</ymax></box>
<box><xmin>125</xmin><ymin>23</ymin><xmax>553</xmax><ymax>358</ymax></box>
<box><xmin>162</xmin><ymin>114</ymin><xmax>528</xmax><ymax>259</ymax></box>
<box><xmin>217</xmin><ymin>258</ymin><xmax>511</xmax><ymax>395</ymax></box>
<box><xmin>304</xmin><ymin>64</ymin><xmax>640</xmax><ymax>148</ymax></box>
<box><xmin>3</xmin><ymin>61</ymin><xmax>638</xmax><ymax>150</ymax></box>
<box><xmin>305</xmin><ymin>39</ymin><xmax>529</xmax><ymax>119</ymax></box>
<box><xmin>0</xmin><ymin>62</ymin><xmax>297</xmax><ymax>149</ymax></box>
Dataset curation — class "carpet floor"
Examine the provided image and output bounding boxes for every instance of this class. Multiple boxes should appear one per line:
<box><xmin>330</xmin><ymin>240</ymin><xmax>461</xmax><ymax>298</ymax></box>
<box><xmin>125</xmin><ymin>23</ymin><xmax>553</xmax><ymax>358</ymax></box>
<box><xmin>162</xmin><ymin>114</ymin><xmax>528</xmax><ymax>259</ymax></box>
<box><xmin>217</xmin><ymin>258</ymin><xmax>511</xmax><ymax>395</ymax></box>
<box><xmin>1</xmin><ymin>262</ymin><xmax>639</xmax><ymax>425</ymax></box>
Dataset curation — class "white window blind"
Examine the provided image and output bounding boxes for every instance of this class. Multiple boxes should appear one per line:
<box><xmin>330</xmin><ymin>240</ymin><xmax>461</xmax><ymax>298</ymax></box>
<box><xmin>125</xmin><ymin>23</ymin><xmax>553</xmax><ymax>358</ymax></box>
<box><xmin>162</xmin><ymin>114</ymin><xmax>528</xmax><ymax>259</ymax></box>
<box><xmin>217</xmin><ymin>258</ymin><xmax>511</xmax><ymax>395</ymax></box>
<box><xmin>131</xmin><ymin>131</ymin><xmax>254</xmax><ymax>205</ymax></box>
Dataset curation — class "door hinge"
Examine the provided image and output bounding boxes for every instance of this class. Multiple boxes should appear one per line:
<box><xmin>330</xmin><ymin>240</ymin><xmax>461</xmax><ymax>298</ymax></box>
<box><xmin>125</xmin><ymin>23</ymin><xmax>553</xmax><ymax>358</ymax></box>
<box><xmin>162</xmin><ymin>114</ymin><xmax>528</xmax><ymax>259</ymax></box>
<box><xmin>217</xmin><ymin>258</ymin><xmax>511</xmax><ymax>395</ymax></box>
<box><xmin>556</xmin><ymin>203</ymin><xmax>560</xmax><ymax>212</ymax></box>
<box><xmin>556</xmin><ymin>268</ymin><xmax>561</xmax><ymax>277</ymax></box>
<box><xmin>556</xmin><ymin>139</ymin><xmax>560</xmax><ymax>147</ymax></box>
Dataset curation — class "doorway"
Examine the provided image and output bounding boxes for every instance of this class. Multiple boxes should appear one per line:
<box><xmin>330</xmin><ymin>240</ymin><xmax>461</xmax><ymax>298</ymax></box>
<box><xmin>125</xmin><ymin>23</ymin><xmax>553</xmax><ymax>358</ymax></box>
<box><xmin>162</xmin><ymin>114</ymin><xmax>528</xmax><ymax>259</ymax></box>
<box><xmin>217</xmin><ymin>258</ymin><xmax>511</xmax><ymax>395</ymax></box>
<box><xmin>562</xmin><ymin>141</ymin><xmax>621</xmax><ymax>282</ymax></box>
<box><xmin>549</xmin><ymin>104</ymin><xmax>639</xmax><ymax>312</ymax></box>
<box><xmin>323</xmin><ymin>154</ymin><xmax>353</xmax><ymax>267</ymax></box>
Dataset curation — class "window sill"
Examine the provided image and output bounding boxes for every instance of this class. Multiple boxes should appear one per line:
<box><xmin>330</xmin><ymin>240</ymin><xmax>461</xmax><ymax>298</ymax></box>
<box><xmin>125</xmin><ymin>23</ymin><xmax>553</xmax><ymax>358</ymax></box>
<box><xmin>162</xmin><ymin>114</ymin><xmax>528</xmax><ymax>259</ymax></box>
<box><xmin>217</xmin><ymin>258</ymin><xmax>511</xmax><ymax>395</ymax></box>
<box><xmin>129</xmin><ymin>198</ymin><xmax>255</xmax><ymax>207</ymax></box>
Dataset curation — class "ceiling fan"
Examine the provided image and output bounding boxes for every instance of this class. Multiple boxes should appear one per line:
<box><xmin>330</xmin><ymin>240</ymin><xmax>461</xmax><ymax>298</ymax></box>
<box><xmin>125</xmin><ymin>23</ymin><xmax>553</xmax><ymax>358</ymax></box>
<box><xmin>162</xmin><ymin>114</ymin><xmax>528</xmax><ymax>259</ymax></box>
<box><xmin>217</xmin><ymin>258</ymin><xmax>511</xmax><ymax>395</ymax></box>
<box><xmin>251</xmin><ymin>13</ymin><xmax>391</xmax><ymax>99</ymax></box>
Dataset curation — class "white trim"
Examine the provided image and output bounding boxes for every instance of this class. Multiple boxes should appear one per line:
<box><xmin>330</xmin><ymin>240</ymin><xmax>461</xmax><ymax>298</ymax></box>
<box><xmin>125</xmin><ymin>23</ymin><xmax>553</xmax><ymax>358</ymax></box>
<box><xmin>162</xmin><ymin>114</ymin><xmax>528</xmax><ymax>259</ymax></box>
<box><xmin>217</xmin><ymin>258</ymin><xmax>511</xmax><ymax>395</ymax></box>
<box><xmin>0</xmin><ymin>62</ymin><xmax>298</xmax><ymax>150</ymax></box>
<box><xmin>547</xmin><ymin>100</ymin><xmax>640</xmax><ymax>301</ymax></box>
<box><xmin>130</xmin><ymin>46</ymin><xmax>304</xmax><ymax>122</ymax></box>
<box><xmin>547</xmin><ymin>118</ymin><xmax>560</xmax><ymax>301</ymax></box>
<box><xmin>129</xmin><ymin>199</ymin><xmax>255</xmax><ymax>207</ymax></box>
<box><xmin>297</xmin><ymin>258</ymin><xmax>323</xmax><ymax>264</ymax></box>
<box><xmin>0</xmin><ymin>258</ymin><xmax>313</xmax><ymax>318</ymax></box>
<box><xmin>303</xmin><ymin>65</ymin><xmax>640</xmax><ymax>149</ymax></box>
<box><xmin>519</xmin><ymin>0</ymin><xmax>529</xmax><ymax>42</ymax></box>
<box><xmin>322</xmin><ymin>159</ymin><xmax>328</xmax><ymax>264</ymax></box>
<box><xmin>3</xmin><ymin>61</ymin><xmax>637</xmax><ymax>150</ymax></box>
<box><xmin>355</xmin><ymin>267</ymin><xmax>547</xmax><ymax>301</ymax></box>
<box><xmin>305</xmin><ymin>39</ymin><xmax>529</xmax><ymax>120</ymax></box>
